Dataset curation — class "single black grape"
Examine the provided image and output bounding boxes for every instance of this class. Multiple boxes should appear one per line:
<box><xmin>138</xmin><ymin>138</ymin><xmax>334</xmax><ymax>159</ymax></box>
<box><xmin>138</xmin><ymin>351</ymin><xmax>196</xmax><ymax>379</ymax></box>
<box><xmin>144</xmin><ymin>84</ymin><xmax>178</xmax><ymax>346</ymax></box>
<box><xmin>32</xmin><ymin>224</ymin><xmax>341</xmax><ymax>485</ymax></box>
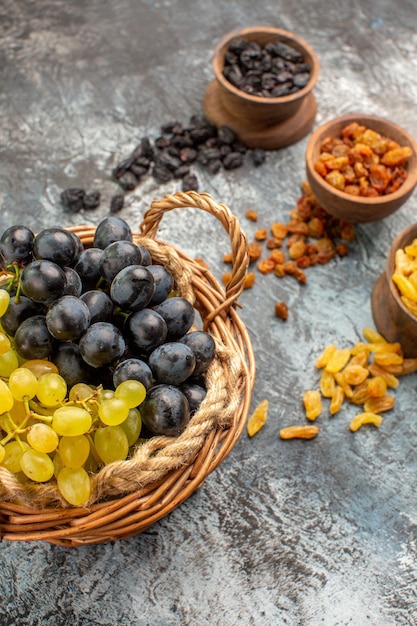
<box><xmin>99</xmin><ymin>240</ymin><xmax>143</xmax><ymax>283</ymax></box>
<box><xmin>137</xmin><ymin>245</ymin><xmax>152</xmax><ymax>266</ymax></box>
<box><xmin>140</xmin><ymin>384</ymin><xmax>190</xmax><ymax>436</ymax></box>
<box><xmin>73</xmin><ymin>248</ymin><xmax>103</xmax><ymax>291</ymax></box>
<box><xmin>180</xmin><ymin>382</ymin><xmax>207</xmax><ymax>415</ymax></box>
<box><xmin>148</xmin><ymin>341</ymin><xmax>196</xmax><ymax>385</ymax></box>
<box><xmin>93</xmin><ymin>216</ymin><xmax>132</xmax><ymax>249</ymax></box>
<box><xmin>0</xmin><ymin>295</ymin><xmax>44</xmax><ymax>336</ymax></box>
<box><xmin>68</xmin><ymin>231</ymin><xmax>84</xmax><ymax>265</ymax></box>
<box><xmin>112</xmin><ymin>357</ymin><xmax>153</xmax><ymax>390</ymax></box>
<box><xmin>147</xmin><ymin>264</ymin><xmax>174</xmax><ymax>306</ymax></box>
<box><xmin>33</xmin><ymin>228</ymin><xmax>78</xmax><ymax>267</ymax></box>
<box><xmin>46</xmin><ymin>295</ymin><xmax>91</xmax><ymax>342</ymax></box>
<box><xmin>63</xmin><ymin>267</ymin><xmax>83</xmax><ymax>297</ymax></box>
<box><xmin>178</xmin><ymin>330</ymin><xmax>215</xmax><ymax>376</ymax></box>
<box><xmin>126</xmin><ymin>308</ymin><xmax>168</xmax><ymax>353</ymax></box>
<box><xmin>14</xmin><ymin>315</ymin><xmax>54</xmax><ymax>360</ymax></box>
<box><xmin>79</xmin><ymin>321</ymin><xmax>126</xmax><ymax>368</ymax></box>
<box><xmin>110</xmin><ymin>265</ymin><xmax>154</xmax><ymax>312</ymax></box>
<box><xmin>80</xmin><ymin>290</ymin><xmax>114</xmax><ymax>324</ymax></box>
<box><xmin>20</xmin><ymin>259</ymin><xmax>67</xmax><ymax>305</ymax></box>
<box><xmin>51</xmin><ymin>342</ymin><xmax>94</xmax><ymax>388</ymax></box>
<box><xmin>0</xmin><ymin>225</ymin><xmax>35</xmax><ymax>267</ymax></box>
<box><xmin>155</xmin><ymin>296</ymin><xmax>195</xmax><ymax>340</ymax></box>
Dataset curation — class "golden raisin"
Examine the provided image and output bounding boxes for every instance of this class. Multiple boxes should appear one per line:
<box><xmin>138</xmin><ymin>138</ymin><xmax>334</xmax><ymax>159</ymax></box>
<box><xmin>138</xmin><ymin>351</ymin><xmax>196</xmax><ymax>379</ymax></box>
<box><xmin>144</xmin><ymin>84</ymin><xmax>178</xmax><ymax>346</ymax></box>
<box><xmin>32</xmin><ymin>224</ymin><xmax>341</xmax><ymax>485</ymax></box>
<box><xmin>367</xmin><ymin>376</ymin><xmax>387</xmax><ymax>398</ymax></box>
<box><xmin>270</xmin><ymin>249</ymin><xmax>286</xmax><ymax>264</ymax></box>
<box><xmin>266</xmin><ymin>237</ymin><xmax>283</xmax><ymax>250</ymax></box>
<box><xmin>248</xmin><ymin>241</ymin><xmax>263</xmax><ymax>261</ymax></box>
<box><xmin>303</xmin><ymin>390</ymin><xmax>322</xmax><ymax>421</ymax></box>
<box><xmin>274</xmin><ymin>301</ymin><xmax>289</xmax><ymax>320</ymax></box>
<box><xmin>255</xmin><ymin>228</ymin><xmax>268</xmax><ymax>241</ymax></box>
<box><xmin>289</xmin><ymin>240</ymin><xmax>307</xmax><ymax>260</ymax></box>
<box><xmin>330</xmin><ymin>385</ymin><xmax>345</xmax><ymax>415</ymax></box>
<box><xmin>223</xmin><ymin>252</ymin><xmax>233</xmax><ymax>264</ymax></box>
<box><xmin>364</xmin><ymin>396</ymin><xmax>395</xmax><ymax>414</ymax></box>
<box><xmin>341</xmin><ymin>364</ymin><xmax>369</xmax><ymax>386</ymax></box>
<box><xmin>316</xmin><ymin>344</ymin><xmax>337</xmax><ymax>369</ymax></box>
<box><xmin>325</xmin><ymin>348</ymin><xmax>351</xmax><ymax>373</ymax></box>
<box><xmin>257</xmin><ymin>258</ymin><xmax>276</xmax><ymax>274</ymax></box>
<box><xmin>247</xmin><ymin>399</ymin><xmax>268</xmax><ymax>437</ymax></box>
<box><xmin>245</xmin><ymin>209</ymin><xmax>258</xmax><ymax>221</ymax></box>
<box><xmin>243</xmin><ymin>272</ymin><xmax>256</xmax><ymax>289</ymax></box>
<box><xmin>270</xmin><ymin>222</ymin><xmax>288</xmax><ymax>239</ymax></box>
<box><xmin>319</xmin><ymin>370</ymin><xmax>336</xmax><ymax>398</ymax></box>
<box><xmin>349</xmin><ymin>412</ymin><xmax>383</xmax><ymax>432</ymax></box>
<box><xmin>280</xmin><ymin>425</ymin><xmax>319</xmax><ymax>440</ymax></box>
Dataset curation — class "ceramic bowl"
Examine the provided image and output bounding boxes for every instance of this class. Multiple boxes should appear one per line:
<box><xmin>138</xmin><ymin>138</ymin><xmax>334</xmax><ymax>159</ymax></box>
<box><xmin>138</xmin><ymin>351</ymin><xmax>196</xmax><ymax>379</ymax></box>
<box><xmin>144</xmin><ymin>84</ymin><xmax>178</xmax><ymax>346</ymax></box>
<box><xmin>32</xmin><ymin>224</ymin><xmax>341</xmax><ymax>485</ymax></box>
<box><xmin>203</xmin><ymin>26</ymin><xmax>320</xmax><ymax>149</ymax></box>
<box><xmin>305</xmin><ymin>113</ymin><xmax>417</xmax><ymax>223</ymax></box>
<box><xmin>372</xmin><ymin>223</ymin><xmax>417</xmax><ymax>357</ymax></box>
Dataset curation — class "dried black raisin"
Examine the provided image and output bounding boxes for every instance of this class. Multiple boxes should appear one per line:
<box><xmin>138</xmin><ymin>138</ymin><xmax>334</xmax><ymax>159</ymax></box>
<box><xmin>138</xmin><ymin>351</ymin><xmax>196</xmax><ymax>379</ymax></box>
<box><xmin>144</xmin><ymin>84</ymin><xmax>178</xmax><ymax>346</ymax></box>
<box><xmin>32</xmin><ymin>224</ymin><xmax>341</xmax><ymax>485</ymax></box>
<box><xmin>61</xmin><ymin>188</ymin><xmax>86</xmax><ymax>213</ymax></box>
<box><xmin>110</xmin><ymin>194</ymin><xmax>124</xmax><ymax>213</ymax></box>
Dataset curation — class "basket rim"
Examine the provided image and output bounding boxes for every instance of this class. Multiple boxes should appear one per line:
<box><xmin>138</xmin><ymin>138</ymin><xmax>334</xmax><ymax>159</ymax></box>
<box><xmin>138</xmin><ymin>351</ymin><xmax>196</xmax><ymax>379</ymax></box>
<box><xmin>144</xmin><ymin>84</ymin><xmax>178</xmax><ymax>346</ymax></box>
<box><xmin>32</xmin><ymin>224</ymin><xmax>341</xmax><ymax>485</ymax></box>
<box><xmin>0</xmin><ymin>191</ymin><xmax>256</xmax><ymax>544</ymax></box>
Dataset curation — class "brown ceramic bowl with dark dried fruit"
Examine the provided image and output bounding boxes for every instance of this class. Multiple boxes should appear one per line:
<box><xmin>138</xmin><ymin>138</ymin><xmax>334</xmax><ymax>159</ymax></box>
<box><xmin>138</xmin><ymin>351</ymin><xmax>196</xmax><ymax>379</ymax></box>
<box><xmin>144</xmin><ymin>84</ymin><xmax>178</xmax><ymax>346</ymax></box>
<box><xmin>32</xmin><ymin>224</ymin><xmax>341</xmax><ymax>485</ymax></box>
<box><xmin>305</xmin><ymin>114</ymin><xmax>417</xmax><ymax>223</ymax></box>
<box><xmin>203</xmin><ymin>26</ymin><xmax>320</xmax><ymax>149</ymax></box>
<box><xmin>372</xmin><ymin>223</ymin><xmax>417</xmax><ymax>358</ymax></box>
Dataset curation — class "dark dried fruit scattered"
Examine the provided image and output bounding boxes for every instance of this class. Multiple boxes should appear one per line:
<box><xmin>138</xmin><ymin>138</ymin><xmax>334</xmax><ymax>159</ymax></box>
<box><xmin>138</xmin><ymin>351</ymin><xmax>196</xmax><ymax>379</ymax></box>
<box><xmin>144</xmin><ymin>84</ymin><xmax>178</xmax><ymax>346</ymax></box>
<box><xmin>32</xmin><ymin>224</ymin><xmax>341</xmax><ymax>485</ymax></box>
<box><xmin>60</xmin><ymin>188</ymin><xmax>86</xmax><ymax>213</ymax></box>
<box><xmin>61</xmin><ymin>188</ymin><xmax>101</xmax><ymax>213</ymax></box>
<box><xmin>111</xmin><ymin>113</ymin><xmax>266</xmax><ymax>198</ymax></box>
<box><xmin>110</xmin><ymin>194</ymin><xmax>124</xmax><ymax>214</ymax></box>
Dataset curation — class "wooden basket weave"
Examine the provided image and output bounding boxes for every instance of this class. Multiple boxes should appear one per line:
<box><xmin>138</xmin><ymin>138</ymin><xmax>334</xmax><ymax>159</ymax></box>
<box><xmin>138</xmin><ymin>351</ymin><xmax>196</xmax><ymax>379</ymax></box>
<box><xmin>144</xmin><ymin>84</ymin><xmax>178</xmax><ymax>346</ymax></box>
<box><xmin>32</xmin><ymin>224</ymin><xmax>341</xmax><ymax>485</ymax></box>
<box><xmin>0</xmin><ymin>191</ymin><xmax>255</xmax><ymax>546</ymax></box>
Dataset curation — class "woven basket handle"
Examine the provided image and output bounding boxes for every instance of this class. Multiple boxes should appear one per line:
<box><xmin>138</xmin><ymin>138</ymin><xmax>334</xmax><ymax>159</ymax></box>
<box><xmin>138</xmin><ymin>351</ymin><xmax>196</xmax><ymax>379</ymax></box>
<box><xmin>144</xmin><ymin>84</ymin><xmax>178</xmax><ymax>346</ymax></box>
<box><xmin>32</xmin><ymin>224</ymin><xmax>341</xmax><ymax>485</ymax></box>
<box><xmin>140</xmin><ymin>191</ymin><xmax>249</xmax><ymax>318</ymax></box>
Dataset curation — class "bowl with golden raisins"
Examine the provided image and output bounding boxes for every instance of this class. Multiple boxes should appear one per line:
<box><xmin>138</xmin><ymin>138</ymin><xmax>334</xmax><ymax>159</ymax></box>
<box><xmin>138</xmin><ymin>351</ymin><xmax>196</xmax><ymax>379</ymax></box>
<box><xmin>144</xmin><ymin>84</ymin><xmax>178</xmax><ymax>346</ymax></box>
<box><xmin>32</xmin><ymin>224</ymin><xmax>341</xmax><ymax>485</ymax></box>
<box><xmin>305</xmin><ymin>114</ymin><xmax>417</xmax><ymax>223</ymax></box>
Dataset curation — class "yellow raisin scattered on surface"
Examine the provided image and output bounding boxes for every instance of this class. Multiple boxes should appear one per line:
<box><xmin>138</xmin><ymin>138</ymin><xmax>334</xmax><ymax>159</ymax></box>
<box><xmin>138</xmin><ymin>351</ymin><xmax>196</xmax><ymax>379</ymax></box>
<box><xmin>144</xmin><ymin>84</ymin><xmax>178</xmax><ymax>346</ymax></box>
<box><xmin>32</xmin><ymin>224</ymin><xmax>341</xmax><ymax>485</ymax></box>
<box><xmin>349</xmin><ymin>412</ymin><xmax>383</xmax><ymax>432</ymax></box>
<box><xmin>280</xmin><ymin>425</ymin><xmax>320</xmax><ymax>440</ymax></box>
<box><xmin>247</xmin><ymin>399</ymin><xmax>269</xmax><ymax>437</ymax></box>
<box><xmin>303</xmin><ymin>390</ymin><xmax>322</xmax><ymax>421</ymax></box>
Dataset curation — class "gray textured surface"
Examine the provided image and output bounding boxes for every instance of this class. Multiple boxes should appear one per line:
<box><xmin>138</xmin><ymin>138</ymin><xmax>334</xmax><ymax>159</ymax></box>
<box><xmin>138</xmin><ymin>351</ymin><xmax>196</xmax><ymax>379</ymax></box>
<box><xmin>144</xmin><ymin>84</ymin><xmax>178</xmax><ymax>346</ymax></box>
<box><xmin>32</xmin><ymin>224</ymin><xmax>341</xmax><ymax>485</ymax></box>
<box><xmin>1</xmin><ymin>1</ymin><xmax>417</xmax><ymax>624</ymax></box>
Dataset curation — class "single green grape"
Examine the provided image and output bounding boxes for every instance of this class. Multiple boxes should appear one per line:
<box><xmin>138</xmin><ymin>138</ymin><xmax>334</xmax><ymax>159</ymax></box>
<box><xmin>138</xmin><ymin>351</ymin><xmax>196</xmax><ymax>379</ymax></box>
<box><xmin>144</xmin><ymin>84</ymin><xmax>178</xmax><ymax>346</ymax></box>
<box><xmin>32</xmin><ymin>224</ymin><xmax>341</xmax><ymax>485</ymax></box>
<box><xmin>57</xmin><ymin>467</ymin><xmax>91</xmax><ymax>506</ymax></box>
<box><xmin>94</xmin><ymin>426</ymin><xmax>129</xmax><ymax>464</ymax></box>
<box><xmin>27</xmin><ymin>423</ymin><xmax>59</xmax><ymax>454</ymax></box>
<box><xmin>0</xmin><ymin>290</ymin><xmax>10</xmax><ymax>317</ymax></box>
<box><xmin>0</xmin><ymin>379</ymin><xmax>14</xmax><ymax>414</ymax></box>
<box><xmin>98</xmin><ymin>388</ymin><xmax>115</xmax><ymax>402</ymax></box>
<box><xmin>68</xmin><ymin>382</ymin><xmax>94</xmax><ymax>402</ymax></box>
<box><xmin>98</xmin><ymin>397</ymin><xmax>129</xmax><ymax>426</ymax></box>
<box><xmin>52</xmin><ymin>451</ymin><xmax>64</xmax><ymax>479</ymax></box>
<box><xmin>0</xmin><ymin>444</ymin><xmax>5</xmax><ymax>464</ymax></box>
<box><xmin>8</xmin><ymin>367</ymin><xmax>39</xmax><ymax>401</ymax></box>
<box><xmin>120</xmin><ymin>408</ymin><xmax>142</xmax><ymax>446</ymax></box>
<box><xmin>58</xmin><ymin>435</ymin><xmax>90</xmax><ymax>469</ymax></box>
<box><xmin>0</xmin><ymin>348</ymin><xmax>19</xmax><ymax>378</ymax></box>
<box><xmin>0</xmin><ymin>333</ymin><xmax>11</xmax><ymax>355</ymax></box>
<box><xmin>20</xmin><ymin>448</ymin><xmax>55</xmax><ymax>482</ymax></box>
<box><xmin>36</xmin><ymin>372</ymin><xmax>67</xmax><ymax>407</ymax></box>
<box><xmin>2</xmin><ymin>441</ymin><xmax>30</xmax><ymax>473</ymax></box>
<box><xmin>84</xmin><ymin>452</ymin><xmax>99</xmax><ymax>474</ymax></box>
<box><xmin>3</xmin><ymin>400</ymin><xmax>28</xmax><ymax>434</ymax></box>
<box><xmin>115</xmin><ymin>379</ymin><xmax>146</xmax><ymax>408</ymax></box>
<box><xmin>52</xmin><ymin>405</ymin><xmax>92</xmax><ymax>437</ymax></box>
<box><xmin>21</xmin><ymin>359</ymin><xmax>58</xmax><ymax>378</ymax></box>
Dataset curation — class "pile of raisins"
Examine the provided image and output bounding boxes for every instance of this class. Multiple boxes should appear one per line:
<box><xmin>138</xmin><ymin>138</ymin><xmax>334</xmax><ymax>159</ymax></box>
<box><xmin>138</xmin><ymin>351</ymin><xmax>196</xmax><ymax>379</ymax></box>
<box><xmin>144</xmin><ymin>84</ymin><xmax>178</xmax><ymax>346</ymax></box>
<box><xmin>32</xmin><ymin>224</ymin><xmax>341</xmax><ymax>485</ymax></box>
<box><xmin>111</xmin><ymin>115</ymin><xmax>266</xmax><ymax>194</ymax></box>
<box><xmin>222</xmin><ymin>37</ymin><xmax>311</xmax><ymax>98</ymax></box>
<box><xmin>60</xmin><ymin>115</ymin><xmax>266</xmax><ymax>215</ymax></box>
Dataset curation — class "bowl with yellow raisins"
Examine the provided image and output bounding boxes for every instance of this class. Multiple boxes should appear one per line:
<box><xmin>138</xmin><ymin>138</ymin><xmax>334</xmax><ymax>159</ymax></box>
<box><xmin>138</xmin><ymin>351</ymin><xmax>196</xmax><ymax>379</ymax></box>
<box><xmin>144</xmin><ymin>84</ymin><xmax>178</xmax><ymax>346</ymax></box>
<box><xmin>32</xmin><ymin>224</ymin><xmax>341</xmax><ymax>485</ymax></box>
<box><xmin>305</xmin><ymin>113</ymin><xmax>417</xmax><ymax>223</ymax></box>
<box><xmin>372</xmin><ymin>222</ymin><xmax>417</xmax><ymax>358</ymax></box>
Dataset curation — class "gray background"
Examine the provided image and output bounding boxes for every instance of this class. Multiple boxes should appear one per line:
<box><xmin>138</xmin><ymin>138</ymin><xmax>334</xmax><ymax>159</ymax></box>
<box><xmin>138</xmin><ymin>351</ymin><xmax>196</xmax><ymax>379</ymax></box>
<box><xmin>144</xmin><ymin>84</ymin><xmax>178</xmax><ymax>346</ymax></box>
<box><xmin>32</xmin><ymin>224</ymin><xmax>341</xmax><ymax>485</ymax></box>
<box><xmin>1</xmin><ymin>1</ymin><xmax>417</xmax><ymax>624</ymax></box>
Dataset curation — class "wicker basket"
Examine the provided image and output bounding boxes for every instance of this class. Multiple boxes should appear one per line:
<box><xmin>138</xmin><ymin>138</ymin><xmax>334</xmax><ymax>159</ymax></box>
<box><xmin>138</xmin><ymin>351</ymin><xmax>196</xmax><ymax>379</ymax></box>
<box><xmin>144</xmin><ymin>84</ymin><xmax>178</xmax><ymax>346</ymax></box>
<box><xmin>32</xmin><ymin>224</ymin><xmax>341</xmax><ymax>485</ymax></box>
<box><xmin>0</xmin><ymin>191</ymin><xmax>255</xmax><ymax>546</ymax></box>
